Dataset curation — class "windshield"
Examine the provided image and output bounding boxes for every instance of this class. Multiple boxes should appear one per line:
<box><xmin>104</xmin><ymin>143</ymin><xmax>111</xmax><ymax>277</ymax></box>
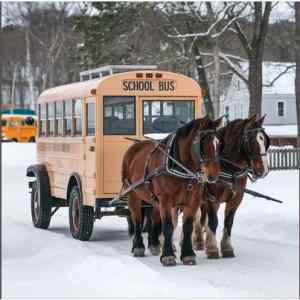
<box><xmin>143</xmin><ymin>100</ymin><xmax>194</xmax><ymax>134</ymax></box>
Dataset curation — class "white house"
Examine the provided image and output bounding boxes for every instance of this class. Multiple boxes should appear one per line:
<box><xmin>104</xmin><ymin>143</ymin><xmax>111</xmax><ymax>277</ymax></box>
<box><xmin>221</xmin><ymin>62</ymin><xmax>297</xmax><ymax>126</ymax></box>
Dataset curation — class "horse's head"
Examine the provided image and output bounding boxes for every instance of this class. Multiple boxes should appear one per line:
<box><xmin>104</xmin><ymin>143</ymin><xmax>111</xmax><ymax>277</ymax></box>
<box><xmin>242</xmin><ymin>114</ymin><xmax>270</xmax><ymax>178</ymax></box>
<box><xmin>191</xmin><ymin>116</ymin><xmax>224</xmax><ymax>183</ymax></box>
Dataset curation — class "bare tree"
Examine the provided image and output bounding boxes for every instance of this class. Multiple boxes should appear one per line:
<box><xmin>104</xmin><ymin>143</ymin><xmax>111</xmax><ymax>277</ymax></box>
<box><xmin>227</xmin><ymin>2</ymin><xmax>272</xmax><ymax>116</ymax></box>
<box><xmin>295</xmin><ymin>2</ymin><xmax>300</xmax><ymax>148</ymax></box>
<box><xmin>161</xmin><ymin>2</ymin><xmax>248</xmax><ymax>118</ymax></box>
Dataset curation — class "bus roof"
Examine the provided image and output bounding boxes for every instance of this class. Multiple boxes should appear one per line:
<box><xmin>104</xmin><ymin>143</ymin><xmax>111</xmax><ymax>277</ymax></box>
<box><xmin>38</xmin><ymin>78</ymin><xmax>103</xmax><ymax>103</ymax></box>
<box><xmin>1</xmin><ymin>114</ymin><xmax>37</xmax><ymax>119</ymax></box>
<box><xmin>1</xmin><ymin>108</ymin><xmax>36</xmax><ymax>115</ymax></box>
<box><xmin>37</xmin><ymin>70</ymin><xmax>201</xmax><ymax>103</ymax></box>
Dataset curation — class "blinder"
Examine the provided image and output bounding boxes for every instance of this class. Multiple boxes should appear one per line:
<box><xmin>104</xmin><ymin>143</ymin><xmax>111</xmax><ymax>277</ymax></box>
<box><xmin>192</xmin><ymin>129</ymin><xmax>221</xmax><ymax>164</ymax></box>
<box><xmin>242</xmin><ymin>128</ymin><xmax>270</xmax><ymax>161</ymax></box>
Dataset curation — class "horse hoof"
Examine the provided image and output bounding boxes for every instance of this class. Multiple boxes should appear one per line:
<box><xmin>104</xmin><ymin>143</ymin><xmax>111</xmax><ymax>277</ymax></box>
<box><xmin>149</xmin><ymin>245</ymin><xmax>161</xmax><ymax>256</ymax></box>
<box><xmin>172</xmin><ymin>244</ymin><xmax>177</xmax><ymax>252</ymax></box>
<box><xmin>133</xmin><ymin>247</ymin><xmax>145</xmax><ymax>257</ymax></box>
<box><xmin>161</xmin><ymin>256</ymin><xmax>176</xmax><ymax>266</ymax></box>
<box><xmin>222</xmin><ymin>249</ymin><xmax>235</xmax><ymax>258</ymax></box>
<box><xmin>182</xmin><ymin>256</ymin><xmax>197</xmax><ymax>265</ymax></box>
<box><xmin>193</xmin><ymin>242</ymin><xmax>205</xmax><ymax>251</ymax></box>
<box><xmin>206</xmin><ymin>251</ymin><xmax>220</xmax><ymax>259</ymax></box>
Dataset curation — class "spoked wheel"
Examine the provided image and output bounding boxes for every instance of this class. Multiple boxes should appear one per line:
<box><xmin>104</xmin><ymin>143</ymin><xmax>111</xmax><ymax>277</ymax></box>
<box><xmin>71</xmin><ymin>193</ymin><xmax>80</xmax><ymax>233</ymax></box>
<box><xmin>31</xmin><ymin>180</ymin><xmax>51</xmax><ymax>229</ymax></box>
<box><xmin>33</xmin><ymin>186</ymin><xmax>40</xmax><ymax>221</ymax></box>
<box><xmin>68</xmin><ymin>186</ymin><xmax>94</xmax><ymax>241</ymax></box>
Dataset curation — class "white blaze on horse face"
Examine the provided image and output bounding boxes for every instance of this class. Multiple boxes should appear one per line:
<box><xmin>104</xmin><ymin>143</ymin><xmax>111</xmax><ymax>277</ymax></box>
<box><xmin>256</xmin><ymin>132</ymin><xmax>269</xmax><ymax>175</ymax></box>
<box><xmin>213</xmin><ymin>136</ymin><xmax>219</xmax><ymax>156</ymax></box>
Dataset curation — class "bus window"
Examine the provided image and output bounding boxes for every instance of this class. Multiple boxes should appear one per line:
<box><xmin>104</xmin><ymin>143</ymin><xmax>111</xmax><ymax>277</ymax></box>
<box><xmin>143</xmin><ymin>100</ymin><xmax>194</xmax><ymax>134</ymax></box>
<box><xmin>56</xmin><ymin>101</ymin><xmax>64</xmax><ymax>136</ymax></box>
<box><xmin>103</xmin><ymin>96</ymin><xmax>135</xmax><ymax>135</ymax></box>
<box><xmin>48</xmin><ymin>102</ymin><xmax>55</xmax><ymax>136</ymax></box>
<box><xmin>74</xmin><ymin>99</ymin><xmax>82</xmax><ymax>136</ymax></box>
<box><xmin>39</xmin><ymin>104</ymin><xmax>46</xmax><ymax>136</ymax></box>
<box><xmin>1</xmin><ymin>119</ymin><xmax>7</xmax><ymax>126</ymax></box>
<box><xmin>64</xmin><ymin>100</ymin><xmax>72</xmax><ymax>136</ymax></box>
<box><xmin>86</xmin><ymin>103</ymin><xmax>95</xmax><ymax>136</ymax></box>
<box><xmin>24</xmin><ymin>116</ymin><xmax>35</xmax><ymax>126</ymax></box>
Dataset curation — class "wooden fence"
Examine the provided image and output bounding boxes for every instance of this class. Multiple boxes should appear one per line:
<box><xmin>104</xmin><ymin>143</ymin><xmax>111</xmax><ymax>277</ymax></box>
<box><xmin>268</xmin><ymin>148</ymin><xmax>300</xmax><ymax>170</ymax></box>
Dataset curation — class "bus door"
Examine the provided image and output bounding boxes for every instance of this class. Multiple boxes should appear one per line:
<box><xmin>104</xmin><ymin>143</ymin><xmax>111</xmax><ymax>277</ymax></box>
<box><xmin>102</xmin><ymin>96</ymin><xmax>137</xmax><ymax>194</ymax></box>
<box><xmin>83</xmin><ymin>100</ymin><xmax>97</xmax><ymax>203</ymax></box>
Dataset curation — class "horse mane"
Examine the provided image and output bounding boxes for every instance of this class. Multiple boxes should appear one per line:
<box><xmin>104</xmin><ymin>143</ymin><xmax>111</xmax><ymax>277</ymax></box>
<box><xmin>175</xmin><ymin>119</ymin><xmax>200</xmax><ymax>140</ymax></box>
<box><xmin>219</xmin><ymin>119</ymin><xmax>245</xmax><ymax>155</ymax></box>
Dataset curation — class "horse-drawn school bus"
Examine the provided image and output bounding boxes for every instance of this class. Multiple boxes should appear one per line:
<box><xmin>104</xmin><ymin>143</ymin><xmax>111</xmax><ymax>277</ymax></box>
<box><xmin>26</xmin><ymin>68</ymin><xmax>202</xmax><ymax>240</ymax></box>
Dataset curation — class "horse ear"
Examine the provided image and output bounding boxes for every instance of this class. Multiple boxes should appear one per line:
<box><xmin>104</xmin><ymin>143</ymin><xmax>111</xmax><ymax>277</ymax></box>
<box><xmin>245</xmin><ymin>113</ymin><xmax>257</xmax><ymax>128</ymax></box>
<box><xmin>213</xmin><ymin>116</ymin><xmax>223</xmax><ymax>129</ymax></box>
<box><xmin>256</xmin><ymin>114</ymin><xmax>266</xmax><ymax>126</ymax></box>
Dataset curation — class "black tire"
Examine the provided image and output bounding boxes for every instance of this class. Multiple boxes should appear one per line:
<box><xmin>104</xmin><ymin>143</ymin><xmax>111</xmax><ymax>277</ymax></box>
<box><xmin>31</xmin><ymin>180</ymin><xmax>51</xmax><ymax>229</ymax></box>
<box><xmin>68</xmin><ymin>186</ymin><xmax>94</xmax><ymax>241</ymax></box>
<box><xmin>28</xmin><ymin>136</ymin><xmax>35</xmax><ymax>143</ymax></box>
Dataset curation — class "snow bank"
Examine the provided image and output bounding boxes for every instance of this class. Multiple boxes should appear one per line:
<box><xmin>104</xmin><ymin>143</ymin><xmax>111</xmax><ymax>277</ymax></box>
<box><xmin>264</xmin><ymin>124</ymin><xmax>297</xmax><ymax>137</ymax></box>
<box><xmin>2</xmin><ymin>144</ymin><xmax>299</xmax><ymax>299</ymax></box>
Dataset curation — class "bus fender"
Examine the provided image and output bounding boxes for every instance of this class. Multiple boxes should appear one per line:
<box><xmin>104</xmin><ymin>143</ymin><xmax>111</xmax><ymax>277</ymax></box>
<box><xmin>26</xmin><ymin>164</ymin><xmax>51</xmax><ymax>197</ymax></box>
<box><xmin>66</xmin><ymin>172</ymin><xmax>83</xmax><ymax>204</ymax></box>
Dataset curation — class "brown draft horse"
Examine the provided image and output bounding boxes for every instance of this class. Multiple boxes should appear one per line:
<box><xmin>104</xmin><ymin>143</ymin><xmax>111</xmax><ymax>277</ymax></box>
<box><xmin>121</xmin><ymin>117</ymin><xmax>223</xmax><ymax>266</ymax></box>
<box><xmin>192</xmin><ymin>114</ymin><xmax>270</xmax><ymax>258</ymax></box>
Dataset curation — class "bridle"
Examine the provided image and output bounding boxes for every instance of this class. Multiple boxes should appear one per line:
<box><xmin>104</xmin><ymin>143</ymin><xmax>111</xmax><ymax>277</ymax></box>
<box><xmin>192</xmin><ymin>129</ymin><xmax>223</xmax><ymax>164</ymax></box>
<box><xmin>216</xmin><ymin>127</ymin><xmax>270</xmax><ymax>184</ymax></box>
<box><xmin>242</xmin><ymin>128</ymin><xmax>270</xmax><ymax>161</ymax></box>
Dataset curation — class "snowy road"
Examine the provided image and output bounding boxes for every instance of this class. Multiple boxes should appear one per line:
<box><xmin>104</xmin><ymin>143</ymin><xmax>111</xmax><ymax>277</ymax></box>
<box><xmin>2</xmin><ymin>143</ymin><xmax>299</xmax><ymax>298</ymax></box>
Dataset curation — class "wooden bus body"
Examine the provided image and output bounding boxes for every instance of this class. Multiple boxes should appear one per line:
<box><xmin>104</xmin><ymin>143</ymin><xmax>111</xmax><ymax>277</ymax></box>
<box><xmin>27</xmin><ymin>70</ymin><xmax>202</xmax><ymax>239</ymax></box>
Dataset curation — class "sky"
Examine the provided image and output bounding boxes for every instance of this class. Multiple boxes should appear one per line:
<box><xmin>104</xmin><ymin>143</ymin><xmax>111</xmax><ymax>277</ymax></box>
<box><xmin>0</xmin><ymin>1</ymin><xmax>296</xmax><ymax>26</ymax></box>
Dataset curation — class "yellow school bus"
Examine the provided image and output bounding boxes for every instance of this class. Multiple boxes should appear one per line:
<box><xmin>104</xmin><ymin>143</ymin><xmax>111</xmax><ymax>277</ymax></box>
<box><xmin>1</xmin><ymin>114</ymin><xmax>37</xmax><ymax>142</ymax></box>
<box><xmin>26</xmin><ymin>68</ymin><xmax>202</xmax><ymax>240</ymax></box>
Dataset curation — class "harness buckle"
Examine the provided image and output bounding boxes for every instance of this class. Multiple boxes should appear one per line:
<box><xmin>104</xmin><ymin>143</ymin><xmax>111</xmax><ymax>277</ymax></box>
<box><xmin>187</xmin><ymin>183</ymin><xmax>193</xmax><ymax>191</ymax></box>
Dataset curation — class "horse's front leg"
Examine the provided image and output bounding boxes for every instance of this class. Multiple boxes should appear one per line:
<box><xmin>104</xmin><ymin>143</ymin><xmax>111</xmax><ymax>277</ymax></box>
<box><xmin>192</xmin><ymin>204</ymin><xmax>206</xmax><ymax>251</ymax></box>
<box><xmin>160</xmin><ymin>198</ymin><xmax>176</xmax><ymax>266</ymax></box>
<box><xmin>221</xmin><ymin>194</ymin><xmax>243</xmax><ymax>258</ymax></box>
<box><xmin>148</xmin><ymin>205</ymin><xmax>161</xmax><ymax>256</ymax></box>
<box><xmin>221</xmin><ymin>179</ymin><xmax>245</xmax><ymax>258</ymax></box>
<box><xmin>181</xmin><ymin>193</ymin><xmax>201</xmax><ymax>265</ymax></box>
<box><xmin>205</xmin><ymin>201</ymin><xmax>220</xmax><ymax>259</ymax></box>
<box><xmin>128</xmin><ymin>193</ymin><xmax>145</xmax><ymax>257</ymax></box>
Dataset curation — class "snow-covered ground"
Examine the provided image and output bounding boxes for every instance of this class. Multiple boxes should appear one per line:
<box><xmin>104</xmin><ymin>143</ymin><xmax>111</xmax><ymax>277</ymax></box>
<box><xmin>2</xmin><ymin>143</ymin><xmax>299</xmax><ymax>299</ymax></box>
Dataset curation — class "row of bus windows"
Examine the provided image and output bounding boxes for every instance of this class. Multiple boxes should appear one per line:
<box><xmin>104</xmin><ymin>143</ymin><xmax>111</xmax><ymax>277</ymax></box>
<box><xmin>39</xmin><ymin>100</ymin><xmax>95</xmax><ymax>137</ymax></box>
<box><xmin>102</xmin><ymin>97</ymin><xmax>194</xmax><ymax>135</ymax></box>
<box><xmin>39</xmin><ymin>97</ymin><xmax>194</xmax><ymax>136</ymax></box>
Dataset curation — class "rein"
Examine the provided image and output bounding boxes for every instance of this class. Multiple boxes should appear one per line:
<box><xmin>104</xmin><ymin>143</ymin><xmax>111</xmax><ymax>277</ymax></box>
<box><xmin>144</xmin><ymin>127</ymin><xmax>221</xmax><ymax>181</ymax></box>
<box><xmin>144</xmin><ymin>134</ymin><xmax>203</xmax><ymax>181</ymax></box>
<box><xmin>218</xmin><ymin>127</ymin><xmax>270</xmax><ymax>184</ymax></box>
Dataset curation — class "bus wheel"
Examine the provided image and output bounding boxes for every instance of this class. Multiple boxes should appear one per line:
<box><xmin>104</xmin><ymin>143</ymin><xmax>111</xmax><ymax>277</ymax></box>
<box><xmin>68</xmin><ymin>186</ymin><xmax>94</xmax><ymax>241</ymax></box>
<box><xmin>12</xmin><ymin>138</ymin><xmax>18</xmax><ymax>142</ymax></box>
<box><xmin>31</xmin><ymin>180</ymin><xmax>51</xmax><ymax>229</ymax></box>
<box><xmin>28</xmin><ymin>137</ymin><xmax>35</xmax><ymax>143</ymax></box>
